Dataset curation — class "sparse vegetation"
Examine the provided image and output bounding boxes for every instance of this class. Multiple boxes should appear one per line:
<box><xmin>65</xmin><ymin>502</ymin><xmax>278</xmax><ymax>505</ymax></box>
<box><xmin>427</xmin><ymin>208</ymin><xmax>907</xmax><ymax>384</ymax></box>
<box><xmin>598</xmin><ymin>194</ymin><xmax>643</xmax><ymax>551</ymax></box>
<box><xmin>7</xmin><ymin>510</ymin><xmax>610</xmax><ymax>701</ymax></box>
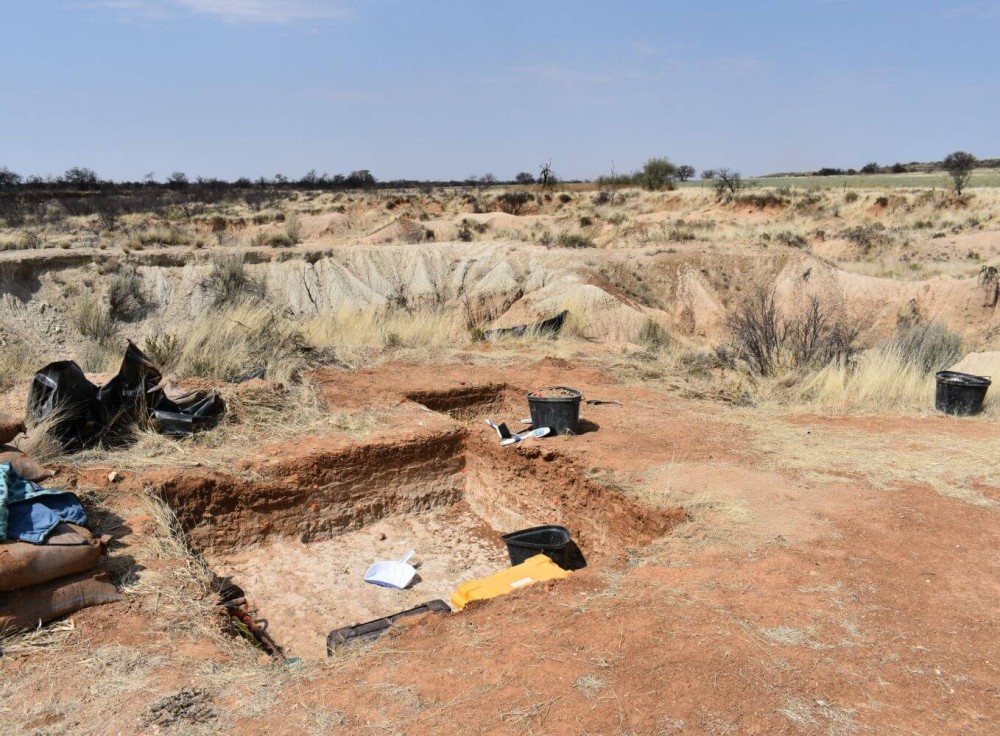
<box><xmin>107</xmin><ymin>268</ymin><xmax>148</xmax><ymax>322</ymax></box>
<box><xmin>495</xmin><ymin>191</ymin><xmax>532</xmax><ymax>215</ymax></box>
<box><xmin>208</xmin><ymin>253</ymin><xmax>265</xmax><ymax>306</ymax></box>
<box><xmin>72</xmin><ymin>294</ymin><xmax>119</xmax><ymax>345</ymax></box>
<box><xmin>555</xmin><ymin>232</ymin><xmax>595</xmax><ymax>248</ymax></box>
<box><xmin>888</xmin><ymin>322</ymin><xmax>963</xmax><ymax>374</ymax></box>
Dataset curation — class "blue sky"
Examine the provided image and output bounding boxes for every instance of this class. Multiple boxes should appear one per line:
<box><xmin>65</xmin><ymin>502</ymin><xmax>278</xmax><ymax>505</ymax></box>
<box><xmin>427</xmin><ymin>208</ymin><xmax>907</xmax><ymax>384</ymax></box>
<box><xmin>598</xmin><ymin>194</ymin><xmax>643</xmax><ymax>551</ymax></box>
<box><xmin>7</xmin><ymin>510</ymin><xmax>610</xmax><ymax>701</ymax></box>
<box><xmin>1</xmin><ymin>0</ymin><xmax>997</xmax><ymax>181</ymax></box>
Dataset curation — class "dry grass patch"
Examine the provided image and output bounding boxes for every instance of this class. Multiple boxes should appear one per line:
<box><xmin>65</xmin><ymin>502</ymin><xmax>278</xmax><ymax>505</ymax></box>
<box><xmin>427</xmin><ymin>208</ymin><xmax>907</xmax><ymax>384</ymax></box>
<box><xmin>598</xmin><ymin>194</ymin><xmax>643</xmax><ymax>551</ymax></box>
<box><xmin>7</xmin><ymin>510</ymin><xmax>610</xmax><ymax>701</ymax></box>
<box><xmin>740</xmin><ymin>409</ymin><xmax>1000</xmax><ymax>508</ymax></box>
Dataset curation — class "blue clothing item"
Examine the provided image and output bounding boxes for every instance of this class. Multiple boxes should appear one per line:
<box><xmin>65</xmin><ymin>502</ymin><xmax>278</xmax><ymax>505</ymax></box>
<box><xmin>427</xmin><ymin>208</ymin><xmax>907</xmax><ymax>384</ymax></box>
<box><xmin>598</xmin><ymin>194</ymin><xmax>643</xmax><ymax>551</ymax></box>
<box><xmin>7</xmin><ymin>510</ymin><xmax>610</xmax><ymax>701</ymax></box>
<box><xmin>0</xmin><ymin>462</ymin><xmax>88</xmax><ymax>543</ymax></box>
<box><xmin>6</xmin><ymin>494</ymin><xmax>89</xmax><ymax>544</ymax></box>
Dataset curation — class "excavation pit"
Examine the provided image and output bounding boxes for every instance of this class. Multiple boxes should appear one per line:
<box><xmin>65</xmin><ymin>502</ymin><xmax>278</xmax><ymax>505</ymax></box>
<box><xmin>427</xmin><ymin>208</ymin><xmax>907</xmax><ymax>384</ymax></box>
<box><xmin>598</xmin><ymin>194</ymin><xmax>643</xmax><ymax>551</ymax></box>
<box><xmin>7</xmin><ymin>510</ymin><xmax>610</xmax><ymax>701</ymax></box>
<box><xmin>151</xmin><ymin>395</ymin><xmax>682</xmax><ymax>660</ymax></box>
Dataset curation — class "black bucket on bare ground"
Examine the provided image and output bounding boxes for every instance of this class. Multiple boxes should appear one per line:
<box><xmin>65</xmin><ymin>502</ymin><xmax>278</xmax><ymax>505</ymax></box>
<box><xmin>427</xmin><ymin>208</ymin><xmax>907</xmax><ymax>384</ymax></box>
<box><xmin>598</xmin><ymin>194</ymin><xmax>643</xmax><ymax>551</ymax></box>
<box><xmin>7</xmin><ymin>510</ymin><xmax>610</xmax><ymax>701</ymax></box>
<box><xmin>502</xmin><ymin>525</ymin><xmax>573</xmax><ymax>568</ymax></box>
<box><xmin>527</xmin><ymin>386</ymin><xmax>582</xmax><ymax>436</ymax></box>
<box><xmin>935</xmin><ymin>371</ymin><xmax>991</xmax><ymax>416</ymax></box>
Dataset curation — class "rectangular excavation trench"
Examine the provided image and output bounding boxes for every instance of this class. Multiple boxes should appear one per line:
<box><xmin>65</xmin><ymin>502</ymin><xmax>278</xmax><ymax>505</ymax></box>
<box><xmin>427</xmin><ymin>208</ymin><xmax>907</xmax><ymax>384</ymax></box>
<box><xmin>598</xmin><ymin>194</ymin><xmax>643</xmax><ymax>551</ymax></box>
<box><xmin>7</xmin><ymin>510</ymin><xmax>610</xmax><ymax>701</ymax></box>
<box><xmin>153</xmin><ymin>384</ymin><xmax>679</xmax><ymax>660</ymax></box>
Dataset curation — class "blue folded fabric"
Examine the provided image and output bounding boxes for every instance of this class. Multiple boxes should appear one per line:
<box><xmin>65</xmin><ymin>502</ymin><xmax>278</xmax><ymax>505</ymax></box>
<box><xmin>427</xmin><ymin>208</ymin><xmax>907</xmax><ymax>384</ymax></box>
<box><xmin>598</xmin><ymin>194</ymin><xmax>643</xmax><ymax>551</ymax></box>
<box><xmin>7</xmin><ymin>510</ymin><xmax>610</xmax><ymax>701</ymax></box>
<box><xmin>6</xmin><ymin>494</ymin><xmax>89</xmax><ymax>544</ymax></box>
<box><xmin>0</xmin><ymin>462</ymin><xmax>89</xmax><ymax>543</ymax></box>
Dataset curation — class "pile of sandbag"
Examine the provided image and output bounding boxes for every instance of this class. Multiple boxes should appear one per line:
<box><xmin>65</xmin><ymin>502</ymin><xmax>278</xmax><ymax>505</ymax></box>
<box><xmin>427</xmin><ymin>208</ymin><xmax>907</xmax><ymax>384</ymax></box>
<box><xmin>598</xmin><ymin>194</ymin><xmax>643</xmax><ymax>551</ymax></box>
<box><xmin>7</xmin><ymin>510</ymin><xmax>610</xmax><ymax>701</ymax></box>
<box><xmin>0</xmin><ymin>417</ymin><xmax>121</xmax><ymax>634</ymax></box>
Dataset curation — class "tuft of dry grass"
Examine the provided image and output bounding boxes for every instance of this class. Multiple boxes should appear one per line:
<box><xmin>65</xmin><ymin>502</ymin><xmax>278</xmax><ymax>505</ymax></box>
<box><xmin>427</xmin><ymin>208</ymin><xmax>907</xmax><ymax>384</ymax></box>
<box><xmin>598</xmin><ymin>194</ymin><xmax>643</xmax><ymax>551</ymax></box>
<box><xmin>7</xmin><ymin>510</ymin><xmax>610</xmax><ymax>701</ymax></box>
<box><xmin>786</xmin><ymin>349</ymin><xmax>934</xmax><ymax>412</ymax></box>
<box><xmin>177</xmin><ymin>304</ymin><xmax>308</xmax><ymax>384</ymax></box>
<box><xmin>301</xmin><ymin>306</ymin><xmax>461</xmax><ymax>365</ymax></box>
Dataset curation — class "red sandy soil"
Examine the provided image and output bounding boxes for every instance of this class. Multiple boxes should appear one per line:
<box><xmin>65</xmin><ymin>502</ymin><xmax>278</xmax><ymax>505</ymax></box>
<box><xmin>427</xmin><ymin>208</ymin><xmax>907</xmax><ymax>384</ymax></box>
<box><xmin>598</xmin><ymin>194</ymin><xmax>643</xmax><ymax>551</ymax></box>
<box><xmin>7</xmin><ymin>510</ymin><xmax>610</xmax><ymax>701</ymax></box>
<box><xmin>1</xmin><ymin>358</ymin><xmax>998</xmax><ymax>734</ymax></box>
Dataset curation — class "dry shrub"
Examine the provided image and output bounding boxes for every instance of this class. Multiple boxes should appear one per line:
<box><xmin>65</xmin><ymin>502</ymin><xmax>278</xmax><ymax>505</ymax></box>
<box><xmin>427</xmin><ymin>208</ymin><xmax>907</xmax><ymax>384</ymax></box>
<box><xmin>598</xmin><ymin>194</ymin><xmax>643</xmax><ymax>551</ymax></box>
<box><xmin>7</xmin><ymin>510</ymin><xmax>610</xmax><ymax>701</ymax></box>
<box><xmin>556</xmin><ymin>232</ymin><xmax>595</xmax><ymax>249</ymax></box>
<box><xmin>723</xmin><ymin>289</ymin><xmax>861</xmax><ymax>377</ymax></box>
<box><xmin>284</xmin><ymin>212</ymin><xmax>302</xmax><ymax>244</ymax></box>
<box><xmin>0</xmin><ymin>337</ymin><xmax>35</xmax><ymax>389</ymax></box>
<box><xmin>841</xmin><ymin>223</ymin><xmax>894</xmax><ymax>254</ymax></box>
<box><xmin>107</xmin><ymin>269</ymin><xmax>147</xmax><ymax>321</ymax></box>
<box><xmin>208</xmin><ymin>253</ymin><xmax>265</xmax><ymax>306</ymax></box>
<box><xmin>72</xmin><ymin>294</ymin><xmax>119</xmax><ymax>345</ymax></box>
<box><xmin>495</xmin><ymin>192</ymin><xmax>532</xmax><ymax>215</ymax></box>
<box><xmin>888</xmin><ymin>322</ymin><xmax>963</xmax><ymax>374</ymax></box>
<box><xmin>780</xmin><ymin>323</ymin><xmax>967</xmax><ymax>412</ymax></box>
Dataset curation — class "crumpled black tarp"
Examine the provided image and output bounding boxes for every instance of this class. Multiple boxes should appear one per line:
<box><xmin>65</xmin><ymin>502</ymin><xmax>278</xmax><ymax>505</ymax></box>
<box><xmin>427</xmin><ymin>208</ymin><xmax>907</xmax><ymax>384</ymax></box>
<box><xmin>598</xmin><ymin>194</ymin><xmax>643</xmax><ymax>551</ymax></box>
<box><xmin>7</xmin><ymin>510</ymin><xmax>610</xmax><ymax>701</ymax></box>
<box><xmin>27</xmin><ymin>341</ymin><xmax>224</xmax><ymax>450</ymax></box>
<box><xmin>483</xmin><ymin>310</ymin><xmax>569</xmax><ymax>341</ymax></box>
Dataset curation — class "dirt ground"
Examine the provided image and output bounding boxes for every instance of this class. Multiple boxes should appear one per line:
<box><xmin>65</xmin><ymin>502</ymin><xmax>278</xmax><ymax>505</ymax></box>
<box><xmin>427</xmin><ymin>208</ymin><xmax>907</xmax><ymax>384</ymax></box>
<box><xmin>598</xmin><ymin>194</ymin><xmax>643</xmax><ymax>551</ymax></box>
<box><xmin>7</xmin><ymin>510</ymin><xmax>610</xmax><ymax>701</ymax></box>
<box><xmin>1</xmin><ymin>356</ymin><xmax>997</xmax><ymax>735</ymax></box>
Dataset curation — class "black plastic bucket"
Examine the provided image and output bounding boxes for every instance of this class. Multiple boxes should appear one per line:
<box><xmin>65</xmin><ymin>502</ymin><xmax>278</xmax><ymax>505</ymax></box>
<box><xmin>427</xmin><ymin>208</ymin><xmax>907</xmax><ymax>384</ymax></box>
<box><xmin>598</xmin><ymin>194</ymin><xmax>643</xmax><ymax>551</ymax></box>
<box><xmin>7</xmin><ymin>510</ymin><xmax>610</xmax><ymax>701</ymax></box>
<box><xmin>527</xmin><ymin>386</ymin><xmax>582</xmax><ymax>436</ymax></box>
<box><xmin>502</xmin><ymin>525</ymin><xmax>573</xmax><ymax>568</ymax></box>
<box><xmin>935</xmin><ymin>371</ymin><xmax>991</xmax><ymax>416</ymax></box>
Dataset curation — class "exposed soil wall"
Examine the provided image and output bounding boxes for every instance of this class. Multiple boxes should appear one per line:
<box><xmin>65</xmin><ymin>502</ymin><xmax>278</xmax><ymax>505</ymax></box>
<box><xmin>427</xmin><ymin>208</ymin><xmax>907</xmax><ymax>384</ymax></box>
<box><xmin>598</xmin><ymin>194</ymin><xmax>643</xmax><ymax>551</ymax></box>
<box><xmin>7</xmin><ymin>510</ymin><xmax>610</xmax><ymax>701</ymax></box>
<box><xmin>464</xmin><ymin>436</ymin><xmax>685</xmax><ymax>555</ymax></box>
<box><xmin>149</xmin><ymin>428</ymin><xmax>466</xmax><ymax>553</ymax></box>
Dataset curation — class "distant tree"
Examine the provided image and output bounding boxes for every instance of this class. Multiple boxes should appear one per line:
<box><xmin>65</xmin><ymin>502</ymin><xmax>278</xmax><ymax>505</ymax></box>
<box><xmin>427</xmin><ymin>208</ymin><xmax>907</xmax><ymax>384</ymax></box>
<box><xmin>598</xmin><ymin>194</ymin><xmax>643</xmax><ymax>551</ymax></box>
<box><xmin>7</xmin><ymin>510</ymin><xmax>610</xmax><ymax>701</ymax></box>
<box><xmin>63</xmin><ymin>167</ymin><xmax>99</xmax><ymax>190</ymax></box>
<box><xmin>167</xmin><ymin>171</ymin><xmax>189</xmax><ymax>189</ymax></box>
<box><xmin>539</xmin><ymin>159</ymin><xmax>555</xmax><ymax>188</ymax></box>
<box><xmin>345</xmin><ymin>169</ymin><xmax>376</xmax><ymax>188</ymax></box>
<box><xmin>0</xmin><ymin>167</ymin><xmax>22</xmax><ymax>189</ymax></box>
<box><xmin>943</xmin><ymin>151</ymin><xmax>976</xmax><ymax>195</ymax></box>
<box><xmin>300</xmin><ymin>169</ymin><xmax>319</xmax><ymax>186</ymax></box>
<box><xmin>861</xmin><ymin>162</ymin><xmax>879</xmax><ymax>174</ymax></box>
<box><xmin>514</xmin><ymin>172</ymin><xmax>535</xmax><ymax>185</ymax></box>
<box><xmin>676</xmin><ymin>165</ymin><xmax>696</xmax><ymax>182</ymax></box>
<box><xmin>701</xmin><ymin>168</ymin><xmax>717</xmax><ymax>181</ymax></box>
<box><xmin>891</xmin><ymin>162</ymin><xmax>906</xmax><ymax>174</ymax></box>
<box><xmin>816</xmin><ymin>167</ymin><xmax>845</xmax><ymax>176</ymax></box>
<box><xmin>641</xmin><ymin>157</ymin><xmax>678</xmax><ymax>191</ymax></box>
<box><xmin>480</xmin><ymin>172</ymin><xmax>498</xmax><ymax>186</ymax></box>
<box><xmin>273</xmin><ymin>173</ymin><xmax>289</xmax><ymax>185</ymax></box>
<box><xmin>714</xmin><ymin>168</ymin><xmax>744</xmax><ymax>195</ymax></box>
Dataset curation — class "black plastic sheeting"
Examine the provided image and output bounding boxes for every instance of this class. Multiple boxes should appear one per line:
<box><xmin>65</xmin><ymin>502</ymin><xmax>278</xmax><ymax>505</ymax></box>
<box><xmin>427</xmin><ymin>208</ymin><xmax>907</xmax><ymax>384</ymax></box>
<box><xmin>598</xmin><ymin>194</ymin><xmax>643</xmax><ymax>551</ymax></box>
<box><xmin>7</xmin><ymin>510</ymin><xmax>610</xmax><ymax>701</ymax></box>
<box><xmin>27</xmin><ymin>341</ymin><xmax>224</xmax><ymax>450</ymax></box>
<box><xmin>483</xmin><ymin>310</ymin><xmax>569</xmax><ymax>341</ymax></box>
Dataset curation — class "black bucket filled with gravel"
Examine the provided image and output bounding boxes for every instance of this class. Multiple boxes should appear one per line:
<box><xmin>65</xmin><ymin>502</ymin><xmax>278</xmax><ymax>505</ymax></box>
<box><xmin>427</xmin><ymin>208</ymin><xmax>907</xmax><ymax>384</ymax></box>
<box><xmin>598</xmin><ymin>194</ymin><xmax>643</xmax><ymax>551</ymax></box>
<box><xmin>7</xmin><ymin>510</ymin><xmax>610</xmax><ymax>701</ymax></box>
<box><xmin>527</xmin><ymin>386</ymin><xmax>582</xmax><ymax>435</ymax></box>
<box><xmin>935</xmin><ymin>371</ymin><xmax>991</xmax><ymax>416</ymax></box>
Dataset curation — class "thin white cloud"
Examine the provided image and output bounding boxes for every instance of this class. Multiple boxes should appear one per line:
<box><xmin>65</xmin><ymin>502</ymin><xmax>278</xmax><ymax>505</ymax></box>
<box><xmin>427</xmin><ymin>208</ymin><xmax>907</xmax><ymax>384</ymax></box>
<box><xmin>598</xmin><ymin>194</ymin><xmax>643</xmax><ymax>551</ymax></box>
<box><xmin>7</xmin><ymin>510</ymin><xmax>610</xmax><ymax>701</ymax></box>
<box><xmin>80</xmin><ymin>0</ymin><xmax>349</xmax><ymax>23</ymax></box>
<box><xmin>946</xmin><ymin>1</ymin><xmax>1000</xmax><ymax>18</ymax></box>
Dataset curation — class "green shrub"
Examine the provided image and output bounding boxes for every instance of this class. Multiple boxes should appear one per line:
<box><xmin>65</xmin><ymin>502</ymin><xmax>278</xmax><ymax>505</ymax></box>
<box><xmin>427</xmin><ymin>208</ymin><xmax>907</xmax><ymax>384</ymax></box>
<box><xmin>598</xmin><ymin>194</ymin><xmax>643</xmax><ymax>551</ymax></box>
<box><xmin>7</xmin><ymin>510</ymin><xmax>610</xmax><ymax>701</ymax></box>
<box><xmin>142</xmin><ymin>332</ymin><xmax>182</xmax><ymax>370</ymax></box>
<box><xmin>556</xmin><ymin>233</ymin><xmax>595</xmax><ymax>249</ymax></box>
<box><xmin>640</xmin><ymin>157</ymin><xmax>678</xmax><ymax>191</ymax></box>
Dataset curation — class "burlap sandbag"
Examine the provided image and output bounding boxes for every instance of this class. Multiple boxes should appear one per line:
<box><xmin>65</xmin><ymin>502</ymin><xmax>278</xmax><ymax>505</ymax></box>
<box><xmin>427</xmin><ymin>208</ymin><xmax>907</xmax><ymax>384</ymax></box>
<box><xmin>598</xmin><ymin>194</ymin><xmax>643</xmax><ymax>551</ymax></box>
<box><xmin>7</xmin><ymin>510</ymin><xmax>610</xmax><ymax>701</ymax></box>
<box><xmin>0</xmin><ymin>445</ymin><xmax>54</xmax><ymax>481</ymax></box>
<box><xmin>0</xmin><ymin>414</ymin><xmax>26</xmax><ymax>445</ymax></box>
<box><xmin>0</xmin><ymin>524</ymin><xmax>103</xmax><ymax>592</ymax></box>
<box><xmin>0</xmin><ymin>572</ymin><xmax>122</xmax><ymax>634</ymax></box>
